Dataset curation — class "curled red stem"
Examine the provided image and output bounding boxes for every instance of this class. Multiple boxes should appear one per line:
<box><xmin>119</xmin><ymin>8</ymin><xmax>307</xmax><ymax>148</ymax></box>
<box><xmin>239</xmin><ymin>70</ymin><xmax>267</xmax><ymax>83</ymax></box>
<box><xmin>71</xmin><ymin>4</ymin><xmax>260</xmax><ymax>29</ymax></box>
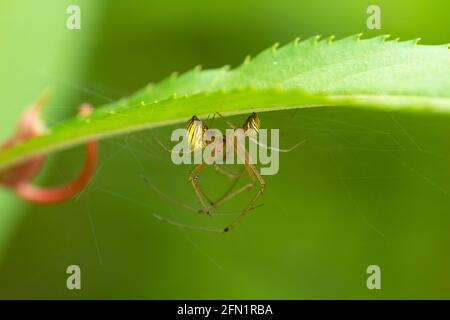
<box><xmin>0</xmin><ymin>99</ymin><xmax>98</xmax><ymax>204</ymax></box>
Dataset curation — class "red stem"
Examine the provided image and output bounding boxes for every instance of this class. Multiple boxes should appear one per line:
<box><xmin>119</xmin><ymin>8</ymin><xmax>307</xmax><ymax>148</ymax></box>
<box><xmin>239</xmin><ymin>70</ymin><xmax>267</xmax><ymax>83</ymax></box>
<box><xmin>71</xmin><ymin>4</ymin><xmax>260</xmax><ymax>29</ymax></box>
<box><xmin>12</xmin><ymin>141</ymin><xmax>97</xmax><ymax>204</ymax></box>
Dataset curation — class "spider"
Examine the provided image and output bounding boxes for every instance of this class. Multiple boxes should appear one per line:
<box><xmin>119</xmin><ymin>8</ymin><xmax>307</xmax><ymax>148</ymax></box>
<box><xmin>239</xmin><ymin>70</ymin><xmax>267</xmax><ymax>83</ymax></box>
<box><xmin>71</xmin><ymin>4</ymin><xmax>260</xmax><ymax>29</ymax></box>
<box><xmin>185</xmin><ymin>112</ymin><xmax>266</xmax><ymax>232</ymax></box>
<box><xmin>147</xmin><ymin>112</ymin><xmax>303</xmax><ymax>233</ymax></box>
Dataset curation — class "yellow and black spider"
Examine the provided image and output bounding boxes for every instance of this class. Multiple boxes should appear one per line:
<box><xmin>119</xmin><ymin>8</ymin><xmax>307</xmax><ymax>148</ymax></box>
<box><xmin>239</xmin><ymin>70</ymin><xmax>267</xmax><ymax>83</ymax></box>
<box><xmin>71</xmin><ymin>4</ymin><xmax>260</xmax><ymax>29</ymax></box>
<box><xmin>185</xmin><ymin>112</ymin><xmax>265</xmax><ymax>232</ymax></box>
<box><xmin>148</xmin><ymin>112</ymin><xmax>302</xmax><ymax>233</ymax></box>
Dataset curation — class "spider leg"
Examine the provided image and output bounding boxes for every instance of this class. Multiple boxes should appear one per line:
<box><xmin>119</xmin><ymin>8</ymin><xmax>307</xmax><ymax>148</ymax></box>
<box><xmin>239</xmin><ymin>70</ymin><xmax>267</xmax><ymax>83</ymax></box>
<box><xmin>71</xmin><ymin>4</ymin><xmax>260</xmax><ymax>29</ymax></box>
<box><xmin>215</xmin><ymin>112</ymin><xmax>237</xmax><ymax>129</ymax></box>
<box><xmin>209</xmin><ymin>112</ymin><xmax>216</xmax><ymax>127</ymax></box>
<box><xmin>249</xmin><ymin>136</ymin><xmax>308</xmax><ymax>153</ymax></box>
<box><xmin>152</xmin><ymin>213</ymin><xmax>224</xmax><ymax>233</ymax></box>
<box><xmin>152</xmin><ymin>203</ymin><xmax>265</xmax><ymax>233</ymax></box>
<box><xmin>211</xmin><ymin>166</ymin><xmax>254</xmax><ymax>208</ymax></box>
<box><xmin>141</xmin><ymin>175</ymin><xmax>259</xmax><ymax>216</ymax></box>
<box><xmin>208</xmin><ymin>137</ymin><xmax>262</xmax><ymax>210</ymax></box>
<box><xmin>203</xmin><ymin>112</ymin><xmax>217</xmax><ymax>128</ymax></box>
<box><xmin>213</xmin><ymin>166</ymin><xmax>246</xmax><ymax>204</ymax></box>
<box><xmin>154</xmin><ymin>136</ymin><xmax>194</xmax><ymax>155</ymax></box>
<box><xmin>212</xmin><ymin>143</ymin><xmax>257</xmax><ymax>209</ymax></box>
<box><xmin>213</xmin><ymin>164</ymin><xmax>241</xmax><ymax>179</ymax></box>
<box><xmin>206</xmin><ymin>113</ymin><xmax>259</xmax><ymax>208</ymax></box>
<box><xmin>189</xmin><ymin>161</ymin><xmax>248</xmax><ymax>214</ymax></box>
<box><xmin>188</xmin><ymin>162</ymin><xmax>214</xmax><ymax>214</ymax></box>
<box><xmin>222</xmin><ymin>148</ymin><xmax>266</xmax><ymax>232</ymax></box>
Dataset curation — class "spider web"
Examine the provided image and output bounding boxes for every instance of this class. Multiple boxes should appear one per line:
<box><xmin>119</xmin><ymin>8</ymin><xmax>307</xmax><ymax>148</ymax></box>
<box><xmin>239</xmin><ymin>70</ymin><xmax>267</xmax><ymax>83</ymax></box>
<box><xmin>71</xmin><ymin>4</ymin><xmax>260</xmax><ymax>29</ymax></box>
<box><xmin>2</xmin><ymin>68</ymin><xmax>450</xmax><ymax>298</ymax></box>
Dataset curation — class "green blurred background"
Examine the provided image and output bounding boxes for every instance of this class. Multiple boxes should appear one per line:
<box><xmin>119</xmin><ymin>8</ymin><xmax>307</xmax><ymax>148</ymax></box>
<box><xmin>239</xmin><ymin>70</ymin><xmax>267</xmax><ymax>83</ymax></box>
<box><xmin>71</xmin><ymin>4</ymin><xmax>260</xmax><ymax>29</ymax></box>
<box><xmin>0</xmin><ymin>0</ymin><xmax>450</xmax><ymax>299</ymax></box>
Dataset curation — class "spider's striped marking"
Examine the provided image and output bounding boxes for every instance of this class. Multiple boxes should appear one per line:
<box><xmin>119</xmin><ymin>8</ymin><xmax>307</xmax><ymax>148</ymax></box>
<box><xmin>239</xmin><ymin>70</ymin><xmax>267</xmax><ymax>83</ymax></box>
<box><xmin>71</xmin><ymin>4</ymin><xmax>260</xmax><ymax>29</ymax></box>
<box><xmin>186</xmin><ymin>115</ymin><xmax>207</xmax><ymax>151</ymax></box>
<box><xmin>242</xmin><ymin>112</ymin><xmax>260</xmax><ymax>136</ymax></box>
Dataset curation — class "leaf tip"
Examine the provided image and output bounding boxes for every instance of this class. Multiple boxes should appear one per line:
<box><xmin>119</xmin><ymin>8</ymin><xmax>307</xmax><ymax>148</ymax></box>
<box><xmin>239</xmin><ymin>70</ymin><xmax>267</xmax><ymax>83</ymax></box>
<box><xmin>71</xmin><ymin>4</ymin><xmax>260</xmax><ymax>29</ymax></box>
<box><xmin>243</xmin><ymin>54</ymin><xmax>252</xmax><ymax>65</ymax></box>
<box><xmin>271</xmin><ymin>42</ymin><xmax>280</xmax><ymax>52</ymax></box>
<box><xmin>326</xmin><ymin>35</ymin><xmax>336</xmax><ymax>44</ymax></box>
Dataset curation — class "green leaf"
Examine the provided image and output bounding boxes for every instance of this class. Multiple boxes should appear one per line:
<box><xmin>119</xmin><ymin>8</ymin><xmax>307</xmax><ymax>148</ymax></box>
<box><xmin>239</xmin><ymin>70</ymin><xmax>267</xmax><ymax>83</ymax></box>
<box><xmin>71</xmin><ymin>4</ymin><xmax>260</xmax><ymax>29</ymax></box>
<box><xmin>1</xmin><ymin>34</ymin><xmax>449</xmax><ymax>171</ymax></box>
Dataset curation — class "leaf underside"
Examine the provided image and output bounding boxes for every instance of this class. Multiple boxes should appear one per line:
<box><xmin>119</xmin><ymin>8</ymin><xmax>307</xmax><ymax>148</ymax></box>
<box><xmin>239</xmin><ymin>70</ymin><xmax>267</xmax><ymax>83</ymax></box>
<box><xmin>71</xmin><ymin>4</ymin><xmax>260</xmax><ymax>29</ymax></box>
<box><xmin>1</xmin><ymin>34</ymin><xmax>449</xmax><ymax>171</ymax></box>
